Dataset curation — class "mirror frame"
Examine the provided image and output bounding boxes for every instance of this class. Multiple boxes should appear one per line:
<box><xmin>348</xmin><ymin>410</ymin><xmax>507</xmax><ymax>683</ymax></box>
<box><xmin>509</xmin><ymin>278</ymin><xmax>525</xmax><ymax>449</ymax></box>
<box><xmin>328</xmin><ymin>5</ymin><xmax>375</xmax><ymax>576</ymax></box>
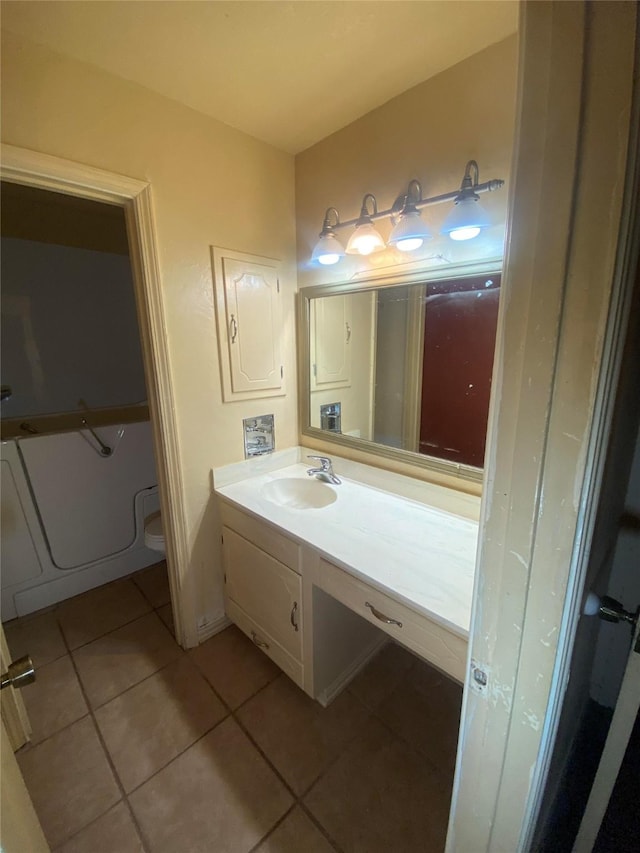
<box><xmin>298</xmin><ymin>258</ymin><xmax>503</xmax><ymax>484</ymax></box>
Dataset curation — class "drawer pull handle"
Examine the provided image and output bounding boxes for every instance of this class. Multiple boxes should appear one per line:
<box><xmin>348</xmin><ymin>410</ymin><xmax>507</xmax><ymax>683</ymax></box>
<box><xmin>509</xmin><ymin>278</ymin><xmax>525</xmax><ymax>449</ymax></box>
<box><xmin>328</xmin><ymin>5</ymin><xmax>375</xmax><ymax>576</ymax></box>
<box><xmin>290</xmin><ymin>602</ymin><xmax>299</xmax><ymax>632</ymax></box>
<box><xmin>365</xmin><ymin>602</ymin><xmax>403</xmax><ymax>628</ymax></box>
<box><xmin>251</xmin><ymin>630</ymin><xmax>270</xmax><ymax>649</ymax></box>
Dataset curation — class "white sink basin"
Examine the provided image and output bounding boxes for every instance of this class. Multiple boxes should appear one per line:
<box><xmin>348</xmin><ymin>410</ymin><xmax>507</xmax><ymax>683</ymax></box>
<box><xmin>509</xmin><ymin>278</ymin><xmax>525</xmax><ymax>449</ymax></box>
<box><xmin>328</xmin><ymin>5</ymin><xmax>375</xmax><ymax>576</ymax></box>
<box><xmin>261</xmin><ymin>477</ymin><xmax>337</xmax><ymax>510</ymax></box>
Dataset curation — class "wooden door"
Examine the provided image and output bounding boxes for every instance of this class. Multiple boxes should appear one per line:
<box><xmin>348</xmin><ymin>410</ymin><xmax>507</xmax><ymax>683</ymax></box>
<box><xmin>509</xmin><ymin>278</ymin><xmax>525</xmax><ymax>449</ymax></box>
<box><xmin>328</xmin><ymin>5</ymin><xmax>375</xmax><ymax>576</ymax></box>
<box><xmin>0</xmin><ymin>623</ymin><xmax>48</xmax><ymax>852</ymax></box>
<box><xmin>573</xmin><ymin>613</ymin><xmax>640</xmax><ymax>851</ymax></box>
<box><xmin>419</xmin><ymin>274</ymin><xmax>500</xmax><ymax>468</ymax></box>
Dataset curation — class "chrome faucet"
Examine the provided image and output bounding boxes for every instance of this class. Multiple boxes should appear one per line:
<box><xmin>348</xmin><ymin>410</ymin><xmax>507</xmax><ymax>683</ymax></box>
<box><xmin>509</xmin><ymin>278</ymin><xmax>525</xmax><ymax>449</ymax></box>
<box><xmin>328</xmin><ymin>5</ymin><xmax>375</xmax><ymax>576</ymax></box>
<box><xmin>307</xmin><ymin>455</ymin><xmax>341</xmax><ymax>485</ymax></box>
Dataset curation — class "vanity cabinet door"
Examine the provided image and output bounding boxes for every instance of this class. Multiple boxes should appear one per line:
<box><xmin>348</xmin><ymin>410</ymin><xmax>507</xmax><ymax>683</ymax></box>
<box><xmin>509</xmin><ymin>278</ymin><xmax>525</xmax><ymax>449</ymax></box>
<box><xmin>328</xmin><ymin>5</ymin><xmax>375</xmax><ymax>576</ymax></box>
<box><xmin>211</xmin><ymin>248</ymin><xmax>285</xmax><ymax>401</ymax></box>
<box><xmin>222</xmin><ymin>526</ymin><xmax>302</xmax><ymax>662</ymax></box>
<box><xmin>311</xmin><ymin>294</ymin><xmax>352</xmax><ymax>389</ymax></box>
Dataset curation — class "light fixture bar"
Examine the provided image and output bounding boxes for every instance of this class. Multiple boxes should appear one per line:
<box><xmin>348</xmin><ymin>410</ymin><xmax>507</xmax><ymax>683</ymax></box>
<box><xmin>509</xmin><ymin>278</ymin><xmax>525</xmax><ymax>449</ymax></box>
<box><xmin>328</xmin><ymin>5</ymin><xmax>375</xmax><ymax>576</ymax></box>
<box><xmin>310</xmin><ymin>161</ymin><xmax>505</xmax><ymax>264</ymax></box>
<box><xmin>328</xmin><ymin>178</ymin><xmax>504</xmax><ymax>232</ymax></box>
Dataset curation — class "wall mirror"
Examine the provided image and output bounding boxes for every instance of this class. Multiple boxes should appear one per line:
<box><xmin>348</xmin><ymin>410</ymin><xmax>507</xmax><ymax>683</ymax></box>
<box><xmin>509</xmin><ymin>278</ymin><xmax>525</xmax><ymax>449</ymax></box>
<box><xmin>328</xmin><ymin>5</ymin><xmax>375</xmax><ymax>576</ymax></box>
<box><xmin>298</xmin><ymin>261</ymin><xmax>502</xmax><ymax>482</ymax></box>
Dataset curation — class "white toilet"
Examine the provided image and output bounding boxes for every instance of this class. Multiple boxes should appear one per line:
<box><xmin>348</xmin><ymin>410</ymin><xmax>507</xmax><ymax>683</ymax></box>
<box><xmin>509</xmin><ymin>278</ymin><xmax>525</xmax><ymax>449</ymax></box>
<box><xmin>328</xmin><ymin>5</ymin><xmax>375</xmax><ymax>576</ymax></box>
<box><xmin>144</xmin><ymin>511</ymin><xmax>165</xmax><ymax>553</ymax></box>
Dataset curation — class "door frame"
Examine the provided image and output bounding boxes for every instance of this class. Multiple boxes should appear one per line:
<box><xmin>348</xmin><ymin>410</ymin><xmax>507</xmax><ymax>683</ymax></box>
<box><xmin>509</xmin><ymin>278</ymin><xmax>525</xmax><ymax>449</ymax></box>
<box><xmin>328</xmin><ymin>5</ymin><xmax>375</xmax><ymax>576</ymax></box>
<box><xmin>448</xmin><ymin>2</ymin><xmax>639</xmax><ymax>850</ymax></box>
<box><xmin>0</xmin><ymin>144</ymin><xmax>197</xmax><ymax>648</ymax></box>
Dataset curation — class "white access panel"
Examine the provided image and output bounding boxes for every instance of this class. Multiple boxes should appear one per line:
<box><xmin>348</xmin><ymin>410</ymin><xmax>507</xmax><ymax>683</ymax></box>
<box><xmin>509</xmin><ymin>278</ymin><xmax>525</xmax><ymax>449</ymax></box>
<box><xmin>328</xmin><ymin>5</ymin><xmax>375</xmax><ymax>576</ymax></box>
<box><xmin>312</xmin><ymin>293</ymin><xmax>352</xmax><ymax>389</ymax></box>
<box><xmin>211</xmin><ymin>248</ymin><xmax>284</xmax><ymax>401</ymax></box>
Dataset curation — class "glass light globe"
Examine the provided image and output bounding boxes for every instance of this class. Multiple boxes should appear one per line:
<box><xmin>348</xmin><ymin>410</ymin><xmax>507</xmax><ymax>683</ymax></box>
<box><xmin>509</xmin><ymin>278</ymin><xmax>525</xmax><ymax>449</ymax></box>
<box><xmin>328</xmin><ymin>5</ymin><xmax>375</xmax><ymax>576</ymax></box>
<box><xmin>441</xmin><ymin>196</ymin><xmax>491</xmax><ymax>241</ymax></box>
<box><xmin>345</xmin><ymin>223</ymin><xmax>385</xmax><ymax>256</ymax></box>
<box><xmin>388</xmin><ymin>210</ymin><xmax>432</xmax><ymax>252</ymax></box>
<box><xmin>311</xmin><ymin>232</ymin><xmax>345</xmax><ymax>265</ymax></box>
<box><xmin>449</xmin><ymin>226</ymin><xmax>482</xmax><ymax>241</ymax></box>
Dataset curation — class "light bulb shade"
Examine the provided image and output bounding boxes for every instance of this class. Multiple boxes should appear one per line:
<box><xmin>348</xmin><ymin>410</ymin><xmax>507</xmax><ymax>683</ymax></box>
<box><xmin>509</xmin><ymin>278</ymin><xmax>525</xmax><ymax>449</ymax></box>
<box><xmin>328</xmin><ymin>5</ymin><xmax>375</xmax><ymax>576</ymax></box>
<box><xmin>345</xmin><ymin>222</ymin><xmax>385</xmax><ymax>256</ymax></box>
<box><xmin>311</xmin><ymin>231</ymin><xmax>345</xmax><ymax>265</ymax></box>
<box><xmin>388</xmin><ymin>211</ymin><xmax>432</xmax><ymax>252</ymax></box>
<box><xmin>441</xmin><ymin>195</ymin><xmax>492</xmax><ymax>241</ymax></box>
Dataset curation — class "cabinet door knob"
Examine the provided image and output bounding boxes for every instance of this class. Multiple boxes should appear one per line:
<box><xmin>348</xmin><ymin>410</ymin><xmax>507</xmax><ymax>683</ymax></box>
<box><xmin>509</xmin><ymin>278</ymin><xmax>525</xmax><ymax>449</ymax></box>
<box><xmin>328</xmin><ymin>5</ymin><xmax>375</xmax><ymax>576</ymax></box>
<box><xmin>365</xmin><ymin>602</ymin><xmax>402</xmax><ymax>628</ymax></box>
<box><xmin>251</xmin><ymin>630</ymin><xmax>270</xmax><ymax>649</ymax></box>
<box><xmin>290</xmin><ymin>602</ymin><xmax>299</xmax><ymax>632</ymax></box>
<box><xmin>229</xmin><ymin>314</ymin><xmax>238</xmax><ymax>343</ymax></box>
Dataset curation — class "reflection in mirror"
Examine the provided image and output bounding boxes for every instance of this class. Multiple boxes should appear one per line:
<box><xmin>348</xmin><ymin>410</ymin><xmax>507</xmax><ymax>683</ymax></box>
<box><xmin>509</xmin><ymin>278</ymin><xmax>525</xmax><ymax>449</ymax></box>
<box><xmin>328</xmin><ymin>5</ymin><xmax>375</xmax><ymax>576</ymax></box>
<box><xmin>302</xmin><ymin>267</ymin><xmax>501</xmax><ymax>479</ymax></box>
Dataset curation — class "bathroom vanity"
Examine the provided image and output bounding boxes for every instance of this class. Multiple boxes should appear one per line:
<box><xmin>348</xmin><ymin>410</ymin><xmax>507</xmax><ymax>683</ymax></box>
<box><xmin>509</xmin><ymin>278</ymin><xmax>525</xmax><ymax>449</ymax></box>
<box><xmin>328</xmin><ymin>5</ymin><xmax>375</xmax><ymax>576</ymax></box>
<box><xmin>215</xmin><ymin>451</ymin><xmax>479</xmax><ymax>703</ymax></box>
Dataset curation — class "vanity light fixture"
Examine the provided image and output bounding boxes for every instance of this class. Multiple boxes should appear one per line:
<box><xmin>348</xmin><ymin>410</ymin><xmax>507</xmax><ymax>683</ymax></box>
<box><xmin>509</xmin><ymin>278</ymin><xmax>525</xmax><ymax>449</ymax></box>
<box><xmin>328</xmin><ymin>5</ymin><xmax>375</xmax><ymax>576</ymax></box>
<box><xmin>387</xmin><ymin>180</ymin><xmax>432</xmax><ymax>252</ymax></box>
<box><xmin>309</xmin><ymin>160</ymin><xmax>504</xmax><ymax>265</ymax></box>
<box><xmin>345</xmin><ymin>194</ymin><xmax>386</xmax><ymax>256</ymax></box>
<box><xmin>311</xmin><ymin>207</ymin><xmax>345</xmax><ymax>266</ymax></box>
<box><xmin>440</xmin><ymin>160</ymin><xmax>492</xmax><ymax>241</ymax></box>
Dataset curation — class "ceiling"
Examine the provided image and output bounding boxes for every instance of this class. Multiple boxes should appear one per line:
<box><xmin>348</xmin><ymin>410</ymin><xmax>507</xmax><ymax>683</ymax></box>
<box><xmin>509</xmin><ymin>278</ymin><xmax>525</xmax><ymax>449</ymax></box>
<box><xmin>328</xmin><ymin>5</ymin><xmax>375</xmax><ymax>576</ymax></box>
<box><xmin>0</xmin><ymin>1</ymin><xmax>518</xmax><ymax>154</ymax></box>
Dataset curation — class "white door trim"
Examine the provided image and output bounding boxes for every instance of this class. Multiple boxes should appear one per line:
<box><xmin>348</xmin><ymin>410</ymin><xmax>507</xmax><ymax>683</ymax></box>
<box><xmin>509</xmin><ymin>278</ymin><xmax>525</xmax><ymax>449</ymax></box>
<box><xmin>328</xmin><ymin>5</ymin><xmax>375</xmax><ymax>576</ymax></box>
<box><xmin>0</xmin><ymin>623</ymin><xmax>31</xmax><ymax>750</ymax></box>
<box><xmin>448</xmin><ymin>2</ymin><xmax>638</xmax><ymax>849</ymax></box>
<box><xmin>0</xmin><ymin>143</ymin><xmax>198</xmax><ymax>647</ymax></box>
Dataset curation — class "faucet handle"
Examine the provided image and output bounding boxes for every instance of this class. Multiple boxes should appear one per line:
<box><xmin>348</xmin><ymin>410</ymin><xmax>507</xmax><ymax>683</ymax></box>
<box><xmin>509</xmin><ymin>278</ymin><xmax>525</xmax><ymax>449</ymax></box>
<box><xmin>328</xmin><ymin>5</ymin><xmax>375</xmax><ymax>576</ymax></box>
<box><xmin>307</xmin><ymin>455</ymin><xmax>331</xmax><ymax>469</ymax></box>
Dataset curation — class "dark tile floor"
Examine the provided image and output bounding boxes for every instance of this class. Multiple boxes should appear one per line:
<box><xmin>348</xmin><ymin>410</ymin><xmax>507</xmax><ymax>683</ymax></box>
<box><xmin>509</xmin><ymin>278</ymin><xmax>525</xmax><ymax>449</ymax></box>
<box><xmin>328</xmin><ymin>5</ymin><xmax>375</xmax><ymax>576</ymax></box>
<box><xmin>5</xmin><ymin>564</ymin><xmax>461</xmax><ymax>852</ymax></box>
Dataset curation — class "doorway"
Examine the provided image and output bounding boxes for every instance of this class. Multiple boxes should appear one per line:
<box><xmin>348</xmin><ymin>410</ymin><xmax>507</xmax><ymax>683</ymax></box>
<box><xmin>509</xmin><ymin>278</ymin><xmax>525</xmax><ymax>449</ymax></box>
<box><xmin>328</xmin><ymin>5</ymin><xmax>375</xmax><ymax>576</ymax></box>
<box><xmin>0</xmin><ymin>144</ymin><xmax>190</xmax><ymax>649</ymax></box>
<box><xmin>533</xmin><ymin>234</ymin><xmax>640</xmax><ymax>851</ymax></box>
<box><xmin>1</xmin><ymin>182</ymin><xmax>165</xmax><ymax>618</ymax></box>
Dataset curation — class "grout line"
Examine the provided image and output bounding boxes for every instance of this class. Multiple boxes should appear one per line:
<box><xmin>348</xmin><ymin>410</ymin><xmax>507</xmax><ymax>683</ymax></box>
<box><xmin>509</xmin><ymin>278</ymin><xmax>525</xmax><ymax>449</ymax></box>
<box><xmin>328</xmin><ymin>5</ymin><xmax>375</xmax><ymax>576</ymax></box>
<box><xmin>229</xmin><ymin>711</ymin><xmax>300</xmax><ymax>801</ymax></box>
<box><xmin>110</xmin><ymin>652</ymin><xmax>236</xmax><ymax>799</ymax></box>
<box><xmin>346</xmin><ymin>665</ymin><xmax>462</xmax><ymax>784</ymax></box>
<box><xmin>58</xmin><ymin>625</ymin><xmax>153</xmax><ymax>853</ymax></box>
<box><xmin>16</xmin><ymin>570</ymin><xmax>452</xmax><ymax>852</ymax></box>
<box><xmin>56</xmin><ymin>581</ymin><xmax>177</xmax><ymax>853</ymax></box>
<box><xmin>224</xmin><ymin>670</ymin><xmax>281</xmax><ymax>713</ymax></box>
<box><xmin>57</xmin><ymin>605</ymin><xmax>155</xmax><ymax>655</ymax></box>
<box><xmin>122</xmin><ymin>797</ymin><xmax>153</xmax><ymax>853</ymax></box>
<box><xmin>77</xmin><ymin>667</ymin><xmax>153</xmax><ymax>851</ymax></box>
<box><xmin>121</xmin><ymin>715</ymin><xmax>230</xmax><ymax>798</ymax></box>
<box><xmin>18</xmin><ymin>648</ymin><xmax>187</xmax><ymax>754</ymax></box>
<box><xmin>118</xmin><ymin>656</ymin><xmax>235</xmax><ymax>799</ymax></box>
<box><xmin>245</xmin><ymin>804</ymin><xmax>297</xmax><ymax>853</ymax></box>
<box><xmin>87</xmin><ymin>648</ymin><xmax>184</xmax><ymax>712</ymax></box>
<box><xmin>232</xmin><ymin>712</ymin><xmax>347</xmax><ymax>853</ymax></box>
<box><xmin>298</xmin><ymin>801</ymin><xmax>346</xmax><ymax>853</ymax></box>
<box><xmin>368</xmin><ymin>703</ymin><xmax>457</xmax><ymax>785</ymax></box>
<box><xmin>64</xmin><ymin>606</ymin><xmax>176</xmax><ymax>658</ymax></box>
<box><xmin>12</xmin><ymin>567</ymin><xmax>171</xmax><ymax>852</ymax></box>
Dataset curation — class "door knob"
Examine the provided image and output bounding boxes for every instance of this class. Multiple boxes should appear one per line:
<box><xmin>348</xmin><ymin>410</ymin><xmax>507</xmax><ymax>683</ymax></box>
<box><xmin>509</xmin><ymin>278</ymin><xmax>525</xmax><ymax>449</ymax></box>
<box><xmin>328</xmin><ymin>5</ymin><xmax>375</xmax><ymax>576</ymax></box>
<box><xmin>597</xmin><ymin>596</ymin><xmax>638</xmax><ymax>628</ymax></box>
<box><xmin>0</xmin><ymin>655</ymin><xmax>36</xmax><ymax>690</ymax></box>
<box><xmin>584</xmin><ymin>592</ymin><xmax>638</xmax><ymax>629</ymax></box>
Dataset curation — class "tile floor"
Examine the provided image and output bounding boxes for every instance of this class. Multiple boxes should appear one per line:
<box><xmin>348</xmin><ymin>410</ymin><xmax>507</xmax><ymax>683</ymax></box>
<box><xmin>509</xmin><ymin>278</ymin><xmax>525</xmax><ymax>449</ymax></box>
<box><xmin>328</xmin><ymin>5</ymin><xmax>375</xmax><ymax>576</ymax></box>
<box><xmin>5</xmin><ymin>564</ymin><xmax>461</xmax><ymax>852</ymax></box>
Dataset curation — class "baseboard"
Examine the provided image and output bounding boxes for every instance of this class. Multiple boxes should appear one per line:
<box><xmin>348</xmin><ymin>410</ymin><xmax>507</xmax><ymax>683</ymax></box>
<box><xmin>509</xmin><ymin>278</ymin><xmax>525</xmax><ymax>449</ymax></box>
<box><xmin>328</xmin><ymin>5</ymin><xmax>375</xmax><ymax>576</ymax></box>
<box><xmin>316</xmin><ymin>635</ymin><xmax>387</xmax><ymax>708</ymax></box>
<box><xmin>197</xmin><ymin>613</ymin><xmax>232</xmax><ymax>643</ymax></box>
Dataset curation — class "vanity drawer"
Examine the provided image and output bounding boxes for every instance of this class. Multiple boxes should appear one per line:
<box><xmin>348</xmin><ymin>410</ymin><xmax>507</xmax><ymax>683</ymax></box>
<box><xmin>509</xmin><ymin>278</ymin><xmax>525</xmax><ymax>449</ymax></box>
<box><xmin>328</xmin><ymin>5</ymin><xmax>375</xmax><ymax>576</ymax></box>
<box><xmin>226</xmin><ymin>598</ymin><xmax>304</xmax><ymax>690</ymax></box>
<box><xmin>220</xmin><ymin>501</ymin><xmax>300</xmax><ymax>572</ymax></box>
<box><xmin>317</xmin><ymin>558</ymin><xmax>467</xmax><ymax>683</ymax></box>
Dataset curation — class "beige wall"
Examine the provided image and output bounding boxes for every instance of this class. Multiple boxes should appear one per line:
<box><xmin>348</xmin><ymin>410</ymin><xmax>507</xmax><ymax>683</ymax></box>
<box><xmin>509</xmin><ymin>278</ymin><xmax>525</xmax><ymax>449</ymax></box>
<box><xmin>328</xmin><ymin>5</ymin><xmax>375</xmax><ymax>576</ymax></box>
<box><xmin>295</xmin><ymin>36</ymin><xmax>517</xmax><ymax>484</ymax></box>
<box><xmin>1</xmin><ymin>29</ymin><xmax>518</xmax><ymax>630</ymax></box>
<box><xmin>296</xmin><ymin>35</ymin><xmax>518</xmax><ymax>287</ymax></box>
<box><xmin>0</xmin><ymin>31</ymin><xmax>297</xmax><ymax>630</ymax></box>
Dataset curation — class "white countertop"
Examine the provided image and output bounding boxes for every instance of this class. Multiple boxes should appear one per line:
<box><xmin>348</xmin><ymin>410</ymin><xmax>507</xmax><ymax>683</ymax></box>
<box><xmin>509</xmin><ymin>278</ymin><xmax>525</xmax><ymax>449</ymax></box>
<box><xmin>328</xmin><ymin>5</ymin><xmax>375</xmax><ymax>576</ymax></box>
<box><xmin>215</xmin><ymin>460</ymin><xmax>478</xmax><ymax>640</ymax></box>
